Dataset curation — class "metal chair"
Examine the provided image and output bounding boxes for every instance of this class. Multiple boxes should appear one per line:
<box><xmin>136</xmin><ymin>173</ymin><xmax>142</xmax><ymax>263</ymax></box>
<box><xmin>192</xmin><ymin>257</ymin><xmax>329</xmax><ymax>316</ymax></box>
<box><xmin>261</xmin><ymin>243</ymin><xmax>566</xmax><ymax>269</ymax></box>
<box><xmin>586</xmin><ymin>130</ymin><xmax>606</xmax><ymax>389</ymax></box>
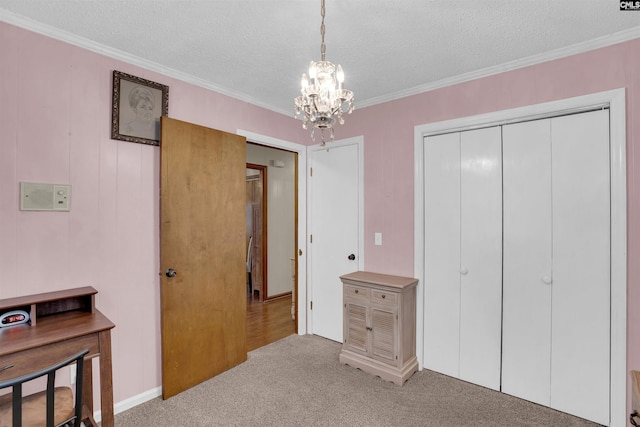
<box><xmin>0</xmin><ymin>348</ymin><xmax>89</xmax><ymax>427</ymax></box>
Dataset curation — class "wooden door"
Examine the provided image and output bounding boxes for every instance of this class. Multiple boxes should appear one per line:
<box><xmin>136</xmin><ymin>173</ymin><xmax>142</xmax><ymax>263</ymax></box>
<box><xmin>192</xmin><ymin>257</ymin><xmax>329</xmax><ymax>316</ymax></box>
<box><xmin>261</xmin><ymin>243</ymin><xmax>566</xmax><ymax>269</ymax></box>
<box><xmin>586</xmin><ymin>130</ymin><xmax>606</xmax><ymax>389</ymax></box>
<box><xmin>310</xmin><ymin>142</ymin><xmax>361</xmax><ymax>342</ymax></box>
<box><xmin>160</xmin><ymin>117</ymin><xmax>247</xmax><ymax>399</ymax></box>
<box><xmin>458</xmin><ymin>127</ymin><xmax>502</xmax><ymax>391</ymax></box>
<box><xmin>251</xmin><ymin>204</ymin><xmax>264</xmax><ymax>299</ymax></box>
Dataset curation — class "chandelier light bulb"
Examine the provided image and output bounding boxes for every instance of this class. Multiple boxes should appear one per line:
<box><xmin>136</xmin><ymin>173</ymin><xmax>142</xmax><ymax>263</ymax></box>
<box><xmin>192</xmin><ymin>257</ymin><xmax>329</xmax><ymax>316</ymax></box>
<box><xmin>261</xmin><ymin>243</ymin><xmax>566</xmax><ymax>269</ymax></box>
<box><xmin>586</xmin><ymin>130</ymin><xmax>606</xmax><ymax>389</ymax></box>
<box><xmin>336</xmin><ymin>64</ymin><xmax>344</xmax><ymax>90</ymax></box>
<box><xmin>301</xmin><ymin>73</ymin><xmax>309</xmax><ymax>91</ymax></box>
<box><xmin>308</xmin><ymin>61</ymin><xmax>317</xmax><ymax>79</ymax></box>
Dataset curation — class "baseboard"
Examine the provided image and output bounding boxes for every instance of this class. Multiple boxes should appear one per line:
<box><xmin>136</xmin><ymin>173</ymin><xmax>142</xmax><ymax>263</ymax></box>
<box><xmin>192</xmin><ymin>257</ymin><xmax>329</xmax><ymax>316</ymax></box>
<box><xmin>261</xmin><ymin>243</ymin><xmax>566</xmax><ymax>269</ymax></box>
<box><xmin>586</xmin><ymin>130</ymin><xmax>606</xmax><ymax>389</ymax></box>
<box><xmin>93</xmin><ymin>386</ymin><xmax>162</xmax><ymax>422</ymax></box>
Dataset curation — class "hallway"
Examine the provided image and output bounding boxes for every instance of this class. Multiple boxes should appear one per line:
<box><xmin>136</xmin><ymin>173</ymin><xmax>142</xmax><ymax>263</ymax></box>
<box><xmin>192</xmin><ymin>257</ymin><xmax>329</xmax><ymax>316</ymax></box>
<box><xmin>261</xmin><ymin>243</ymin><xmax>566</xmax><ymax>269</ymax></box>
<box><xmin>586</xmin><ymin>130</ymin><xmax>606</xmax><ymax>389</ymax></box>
<box><xmin>246</xmin><ymin>291</ymin><xmax>296</xmax><ymax>351</ymax></box>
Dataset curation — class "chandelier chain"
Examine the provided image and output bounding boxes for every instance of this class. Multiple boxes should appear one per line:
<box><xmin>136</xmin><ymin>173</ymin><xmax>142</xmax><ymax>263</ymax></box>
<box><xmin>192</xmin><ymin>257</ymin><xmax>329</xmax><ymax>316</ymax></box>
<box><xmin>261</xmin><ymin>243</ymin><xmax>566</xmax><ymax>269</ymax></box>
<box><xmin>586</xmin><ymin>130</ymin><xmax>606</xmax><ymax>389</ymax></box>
<box><xmin>320</xmin><ymin>0</ymin><xmax>326</xmax><ymax>61</ymax></box>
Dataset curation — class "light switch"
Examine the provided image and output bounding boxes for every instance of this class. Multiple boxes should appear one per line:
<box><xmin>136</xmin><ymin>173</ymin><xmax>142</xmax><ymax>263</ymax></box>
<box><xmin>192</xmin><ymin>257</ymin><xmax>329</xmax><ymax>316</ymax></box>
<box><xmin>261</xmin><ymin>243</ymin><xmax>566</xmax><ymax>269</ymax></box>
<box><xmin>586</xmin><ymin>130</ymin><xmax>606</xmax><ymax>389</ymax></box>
<box><xmin>374</xmin><ymin>232</ymin><xmax>382</xmax><ymax>246</ymax></box>
<box><xmin>53</xmin><ymin>185</ymin><xmax>70</xmax><ymax>210</ymax></box>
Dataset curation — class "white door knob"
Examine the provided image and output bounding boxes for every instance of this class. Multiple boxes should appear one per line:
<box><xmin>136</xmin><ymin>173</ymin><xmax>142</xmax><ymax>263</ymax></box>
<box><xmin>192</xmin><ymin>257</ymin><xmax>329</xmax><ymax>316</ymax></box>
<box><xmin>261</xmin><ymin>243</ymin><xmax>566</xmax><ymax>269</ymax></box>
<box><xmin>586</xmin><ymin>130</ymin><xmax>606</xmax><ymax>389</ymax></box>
<box><xmin>542</xmin><ymin>276</ymin><xmax>552</xmax><ymax>284</ymax></box>
<box><xmin>460</xmin><ymin>268</ymin><xmax>468</xmax><ymax>275</ymax></box>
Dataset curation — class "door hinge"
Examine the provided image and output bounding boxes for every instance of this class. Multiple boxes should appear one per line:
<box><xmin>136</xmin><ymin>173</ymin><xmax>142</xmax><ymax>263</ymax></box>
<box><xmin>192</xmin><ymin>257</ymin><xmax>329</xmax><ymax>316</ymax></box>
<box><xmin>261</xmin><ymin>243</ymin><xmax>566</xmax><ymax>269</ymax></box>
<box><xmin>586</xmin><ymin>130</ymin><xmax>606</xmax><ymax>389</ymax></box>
<box><xmin>310</xmin><ymin>167</ymin><xmax>313</xmax><ymax>177</ymax></box>
<box><xmin>310</xmin><ymin>234</ymin><xmax>313</xmax><ymax>244</ymax></box>
<box><xmin>310</xmin><ymin>301</ymin><xmax>313</xmax><ymax>310</ymax></box>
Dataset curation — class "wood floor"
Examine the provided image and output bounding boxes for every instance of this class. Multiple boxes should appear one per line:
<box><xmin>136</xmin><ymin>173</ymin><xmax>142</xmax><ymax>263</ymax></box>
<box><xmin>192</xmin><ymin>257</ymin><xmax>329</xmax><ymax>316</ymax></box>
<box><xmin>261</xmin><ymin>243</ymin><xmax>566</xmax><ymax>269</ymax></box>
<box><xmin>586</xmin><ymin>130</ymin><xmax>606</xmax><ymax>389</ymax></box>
<box><xmin>246</xmin><ymin>291</ymin><xmax>296</xmax><ymax>352</ymax></box>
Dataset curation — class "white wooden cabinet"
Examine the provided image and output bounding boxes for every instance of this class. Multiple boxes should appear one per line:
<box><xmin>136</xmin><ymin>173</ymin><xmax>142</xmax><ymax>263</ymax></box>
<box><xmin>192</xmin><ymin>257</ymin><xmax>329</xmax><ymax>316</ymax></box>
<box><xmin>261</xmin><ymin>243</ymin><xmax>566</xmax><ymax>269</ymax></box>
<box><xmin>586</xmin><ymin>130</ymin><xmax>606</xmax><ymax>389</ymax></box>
<box><xmin>339</xmin><ymin>271</ymin><xmax>418</xmax><ymax>386</ymax></box>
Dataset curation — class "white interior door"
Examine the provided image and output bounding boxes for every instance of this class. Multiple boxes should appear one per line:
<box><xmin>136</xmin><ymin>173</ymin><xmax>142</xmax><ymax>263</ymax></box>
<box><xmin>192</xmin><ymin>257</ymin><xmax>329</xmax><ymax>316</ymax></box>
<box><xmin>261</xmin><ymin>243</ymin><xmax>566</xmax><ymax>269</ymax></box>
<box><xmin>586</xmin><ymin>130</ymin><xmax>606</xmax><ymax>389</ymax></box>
<box><xmin>423</xmin><ymin>132</ymin><xmax>461</xmax><ymax>378</ymax></box>
<box><xmin>310</xmin><ymin>141</ymin><xmax>361</xmax><ymax>342</ymax></box>
<box><xmin>458</xmin><ymin>127</ymin><xmax>503</xmax><ymax>391</ymax></box>
<box><xmin>550</xmin><ymin>110</ymin><xmax>610</xmax><ymax>425</ymax></box>
<box><xmin>502</xmin><ymin>119</ymin><xmax>553</xmax><ymax>406</ymax></box>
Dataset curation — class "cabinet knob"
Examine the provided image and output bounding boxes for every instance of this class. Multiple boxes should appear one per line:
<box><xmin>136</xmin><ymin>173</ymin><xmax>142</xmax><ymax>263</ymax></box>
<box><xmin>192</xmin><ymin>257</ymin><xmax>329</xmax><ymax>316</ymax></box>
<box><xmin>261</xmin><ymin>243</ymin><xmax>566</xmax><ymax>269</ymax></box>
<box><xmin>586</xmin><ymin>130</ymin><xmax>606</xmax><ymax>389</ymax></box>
<box><xmin>355</xmin><ymin>289</ymin><xmax>359</xmax><ymax>294</ymax></box>
<box><xmin>348</xmin><ymin>254</ymin><xmax>356</xmax><ymax>261</ymax></box>
<box><xmin>542</xmin><ymin>276</ymin><xmax>553</xmax><ymax>284</ymax></box>
<box><xmin>165</xmin><ymin>268</ymin><xmax>177</xmax><ymax>278</ymax></box>
<box><xmin>366</xmin><ymin>326</ymin><xmax>373</xmax><ymax>331</ymax></box>
<box><xmin>381</xmin><ymin>294</ymin><xmax>386</xmax><ymax>299</ymax></box>
<box><xmin>460</xmin><ymin>268</ymin><xmax>468</xmax><ymax>275</ymax></box>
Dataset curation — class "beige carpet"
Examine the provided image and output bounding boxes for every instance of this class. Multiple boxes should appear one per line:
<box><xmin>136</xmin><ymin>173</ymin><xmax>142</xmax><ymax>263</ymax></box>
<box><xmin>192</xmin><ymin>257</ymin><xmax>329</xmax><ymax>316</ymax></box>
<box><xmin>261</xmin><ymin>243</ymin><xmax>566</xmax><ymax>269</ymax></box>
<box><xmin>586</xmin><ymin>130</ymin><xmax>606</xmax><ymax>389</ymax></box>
<box><xmin>115</xmin><ymin>334</ymin><xmax>601</xmax><ymax>426</ymax></box>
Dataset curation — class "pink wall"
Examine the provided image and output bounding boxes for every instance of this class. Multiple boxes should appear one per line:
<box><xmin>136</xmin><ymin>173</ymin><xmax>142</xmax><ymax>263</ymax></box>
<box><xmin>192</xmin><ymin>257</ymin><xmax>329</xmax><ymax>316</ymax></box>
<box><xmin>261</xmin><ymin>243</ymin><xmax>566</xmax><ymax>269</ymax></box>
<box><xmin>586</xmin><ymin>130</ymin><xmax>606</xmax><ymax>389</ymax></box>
<box><xmin>2</xmin><ymin>19</ymin><xmax>639</xmax><ymax>420</ymax></box>
<box><xmin>340</xmin><ymin>38</ymin><xmax>640</xmax><ymax>418</ymax></box>
<box><xmin>0</xmin><ymin>21</ymin><xmax>308</xmax><ymax>406</ymax></box>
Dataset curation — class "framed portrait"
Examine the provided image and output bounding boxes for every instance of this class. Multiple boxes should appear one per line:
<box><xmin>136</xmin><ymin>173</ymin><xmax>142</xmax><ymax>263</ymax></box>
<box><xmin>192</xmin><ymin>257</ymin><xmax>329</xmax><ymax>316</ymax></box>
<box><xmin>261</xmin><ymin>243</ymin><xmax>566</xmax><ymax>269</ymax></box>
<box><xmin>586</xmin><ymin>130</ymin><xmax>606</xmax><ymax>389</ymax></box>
<box><xmin>111</xmin><ymin>70</ymin><xmax>169</xmax><ymax>146</ymax></box>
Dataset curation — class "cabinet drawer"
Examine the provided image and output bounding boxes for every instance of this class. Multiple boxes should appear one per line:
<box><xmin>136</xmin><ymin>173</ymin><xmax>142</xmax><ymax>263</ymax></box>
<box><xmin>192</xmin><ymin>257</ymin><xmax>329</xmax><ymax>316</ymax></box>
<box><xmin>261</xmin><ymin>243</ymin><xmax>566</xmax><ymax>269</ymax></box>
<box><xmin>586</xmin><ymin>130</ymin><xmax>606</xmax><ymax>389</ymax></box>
<box><xmin>344</xmin><ymin>285</ymin><xmax>369</xmax><ymax>300</ymax></box>
<box><xmin>371</xmin><ymin>290</ymin><xmax>396</xmax><ymax>305</ymax></box>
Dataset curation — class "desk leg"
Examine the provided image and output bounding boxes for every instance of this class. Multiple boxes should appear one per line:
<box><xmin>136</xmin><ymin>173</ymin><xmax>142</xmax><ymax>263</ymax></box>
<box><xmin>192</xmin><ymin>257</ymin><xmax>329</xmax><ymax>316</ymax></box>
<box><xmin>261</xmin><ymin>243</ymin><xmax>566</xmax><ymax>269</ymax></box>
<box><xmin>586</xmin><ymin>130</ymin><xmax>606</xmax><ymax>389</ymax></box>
<box><xmin>99</xmin><ymin>329</ymin><xmax>115</xmax><ymax>427</ymax></box>
<box><xmin>82</xmin><ymin>355</ymin><xmax>93</xmax><ymax>421</ymax></box>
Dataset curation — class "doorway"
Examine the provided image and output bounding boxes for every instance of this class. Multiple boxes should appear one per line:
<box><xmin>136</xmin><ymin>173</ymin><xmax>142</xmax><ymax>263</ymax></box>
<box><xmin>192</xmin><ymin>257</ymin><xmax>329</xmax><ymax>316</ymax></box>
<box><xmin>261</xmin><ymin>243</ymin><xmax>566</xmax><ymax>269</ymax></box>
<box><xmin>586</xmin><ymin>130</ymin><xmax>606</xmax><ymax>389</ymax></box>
<box><xmin>245</xmin><ymin>143</ymin><xmax>298</xmax><ymax>350</ymax></box>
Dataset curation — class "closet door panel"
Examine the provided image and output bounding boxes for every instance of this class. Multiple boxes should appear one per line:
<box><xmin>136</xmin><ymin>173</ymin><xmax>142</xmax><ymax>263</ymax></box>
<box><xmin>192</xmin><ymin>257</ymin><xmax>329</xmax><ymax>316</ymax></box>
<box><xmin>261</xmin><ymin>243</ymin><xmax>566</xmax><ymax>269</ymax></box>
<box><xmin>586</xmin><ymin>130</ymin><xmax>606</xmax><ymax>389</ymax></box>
<box><xmin>501</xmin><ymin>119</ymin><xmax>552</xmax><ymax>406</ymax></box>
<box><xmin>423</xmin><ymin>133</ymin><xmax>461</xmax><ymax>378</ymax></box>
<box><xmin>550</xmin><ymin>110</ymin><xmax>610</xmax><ymax>425</ymax></box>
<box><xmin>459</xmin><ymin>127</ymin><xmax>502</xmax><ymax>391</ymax></box>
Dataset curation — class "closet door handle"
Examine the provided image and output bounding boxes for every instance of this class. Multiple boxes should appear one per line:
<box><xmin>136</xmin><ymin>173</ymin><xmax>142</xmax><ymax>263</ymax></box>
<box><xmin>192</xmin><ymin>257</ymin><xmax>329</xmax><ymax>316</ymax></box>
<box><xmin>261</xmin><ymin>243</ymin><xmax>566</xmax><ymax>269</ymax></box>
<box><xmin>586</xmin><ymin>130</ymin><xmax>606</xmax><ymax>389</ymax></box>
<box><xmin>542</xmin><ymin>276</ymin><xmax>552</xmax><ymax>284</ymax></box>
<box><xmin>460</xmin><ymin>268</ymin><xmax>468</xmax><ymax>275</ymax></box>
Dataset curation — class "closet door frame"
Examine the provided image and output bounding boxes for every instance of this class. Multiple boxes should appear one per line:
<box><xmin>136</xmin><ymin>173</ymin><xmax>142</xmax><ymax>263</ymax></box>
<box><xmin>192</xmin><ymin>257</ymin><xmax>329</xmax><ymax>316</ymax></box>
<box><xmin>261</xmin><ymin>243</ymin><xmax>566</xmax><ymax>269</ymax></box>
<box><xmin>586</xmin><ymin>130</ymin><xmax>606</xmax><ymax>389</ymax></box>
<box><xmin>414</xmin><ymin>88</ymin><xmax>626</xmax><ymax>426</ymax></box>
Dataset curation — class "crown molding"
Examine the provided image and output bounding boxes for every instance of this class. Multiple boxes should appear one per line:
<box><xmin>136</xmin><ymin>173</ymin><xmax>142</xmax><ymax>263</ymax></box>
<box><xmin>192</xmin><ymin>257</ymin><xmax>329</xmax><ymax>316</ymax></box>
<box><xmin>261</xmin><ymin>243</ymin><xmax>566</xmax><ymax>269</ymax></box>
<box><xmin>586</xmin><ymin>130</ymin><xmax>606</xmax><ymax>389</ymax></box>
<box><xmin>357</xmin><ymin>26</ymin><xmax>640</xmax><ymax>109</ymax></box>
<box><xmin>0</xmin><ymin>9</ymin><xmax>292</xmax><ymax>117</ymax></box>
<box><xmin>2</xmin><ymin>9</ymin><xmax>639</xmax><ymax>114</ymax></box>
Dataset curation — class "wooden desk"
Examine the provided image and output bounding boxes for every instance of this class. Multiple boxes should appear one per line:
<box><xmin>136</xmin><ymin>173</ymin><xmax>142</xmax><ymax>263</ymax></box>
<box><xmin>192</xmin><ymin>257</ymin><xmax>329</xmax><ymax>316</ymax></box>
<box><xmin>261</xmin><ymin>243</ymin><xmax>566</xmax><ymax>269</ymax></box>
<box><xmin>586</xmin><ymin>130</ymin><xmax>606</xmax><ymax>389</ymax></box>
<box><xmin>0</xmin><ymin>287</ymin><xmax>115</xmax><ymax>427</ymax></box>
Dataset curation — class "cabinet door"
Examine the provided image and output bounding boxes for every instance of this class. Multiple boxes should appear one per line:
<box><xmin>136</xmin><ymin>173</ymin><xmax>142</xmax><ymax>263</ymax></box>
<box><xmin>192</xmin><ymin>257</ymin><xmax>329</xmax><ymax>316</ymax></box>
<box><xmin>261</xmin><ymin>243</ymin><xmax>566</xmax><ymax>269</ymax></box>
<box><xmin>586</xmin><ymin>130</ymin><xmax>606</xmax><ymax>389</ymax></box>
<box><xmin>502</xmin><ymin>119</ymin><xmax>553</xmax><ymax>406</ymax></box>
<box><xmin>458</xmin><ymin>127</ymin><xmax>503</xmax><ymax>391</ymax></box>
<box><xmin>550</xmin><ymin>110</ymin><xmax>610</xmax><ymax>425</ymax></box>
<box><xmin>423</xmin><ymin>132</ymin><xmax>461</xmax><ymax>378</ymax></box>
<box><xmin>370</xmin><ymin>305</ymin><xmax>397</xmax><ymax>364</ymax></box>
<box><xmin>343</xmin><ymin>300</ymin><xmax>368</xmax><ymax>355</ymax></box>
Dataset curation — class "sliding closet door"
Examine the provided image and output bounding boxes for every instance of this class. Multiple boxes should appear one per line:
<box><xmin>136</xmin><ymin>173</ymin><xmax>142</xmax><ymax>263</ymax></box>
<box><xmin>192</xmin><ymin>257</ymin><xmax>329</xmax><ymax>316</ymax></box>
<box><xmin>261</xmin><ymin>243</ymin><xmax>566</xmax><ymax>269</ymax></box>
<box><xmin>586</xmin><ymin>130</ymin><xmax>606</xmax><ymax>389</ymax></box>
<box><xmin>423</xmin><ymin>132</ymin><xmax>461</xmax><ymax>378</ymax></box>
<box><xmin>551</xmin><ymin>110</ymin><xmax>610</xmax><ymax>425</ymax></box>
<box><xmin>502</xmin><ymin>119</ymin><xmax>553</xmax><ymax>406</ymax></box>
<box><xmin>458</xmin><ymin>127</ymin><xmax>502</xmax><ymax>391</ymax></box>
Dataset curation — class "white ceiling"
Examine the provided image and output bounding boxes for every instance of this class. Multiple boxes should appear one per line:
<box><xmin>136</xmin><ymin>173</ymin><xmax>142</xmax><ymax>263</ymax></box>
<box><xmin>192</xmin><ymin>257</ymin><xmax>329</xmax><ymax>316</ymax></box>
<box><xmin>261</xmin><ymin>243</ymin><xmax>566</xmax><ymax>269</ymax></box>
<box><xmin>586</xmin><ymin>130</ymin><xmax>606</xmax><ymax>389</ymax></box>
<box><xmin>1</xmin><ymin>1</ymin><xmax>640</xmax><ymax>116</ymax></box>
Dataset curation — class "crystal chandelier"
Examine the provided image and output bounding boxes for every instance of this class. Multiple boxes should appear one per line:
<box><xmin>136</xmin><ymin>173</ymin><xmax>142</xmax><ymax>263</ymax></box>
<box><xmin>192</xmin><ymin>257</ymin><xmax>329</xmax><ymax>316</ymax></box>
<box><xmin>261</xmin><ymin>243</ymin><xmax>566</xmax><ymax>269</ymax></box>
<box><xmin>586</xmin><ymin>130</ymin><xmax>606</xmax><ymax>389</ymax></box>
<box><xmin>294</xmin><ymin>0</ymin><xmax>354</xmax><ymax>145</ymax></box>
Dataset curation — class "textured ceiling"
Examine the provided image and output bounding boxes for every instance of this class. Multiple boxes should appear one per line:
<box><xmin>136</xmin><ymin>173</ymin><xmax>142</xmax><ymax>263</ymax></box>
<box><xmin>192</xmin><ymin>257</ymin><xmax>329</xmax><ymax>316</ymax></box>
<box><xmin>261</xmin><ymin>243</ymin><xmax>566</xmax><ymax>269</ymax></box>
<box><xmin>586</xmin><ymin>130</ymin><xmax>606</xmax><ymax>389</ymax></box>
<box><xmin>1</xmin><ymin>1</ymin><xmax>640</xmax><ymax>116</ymax></box>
